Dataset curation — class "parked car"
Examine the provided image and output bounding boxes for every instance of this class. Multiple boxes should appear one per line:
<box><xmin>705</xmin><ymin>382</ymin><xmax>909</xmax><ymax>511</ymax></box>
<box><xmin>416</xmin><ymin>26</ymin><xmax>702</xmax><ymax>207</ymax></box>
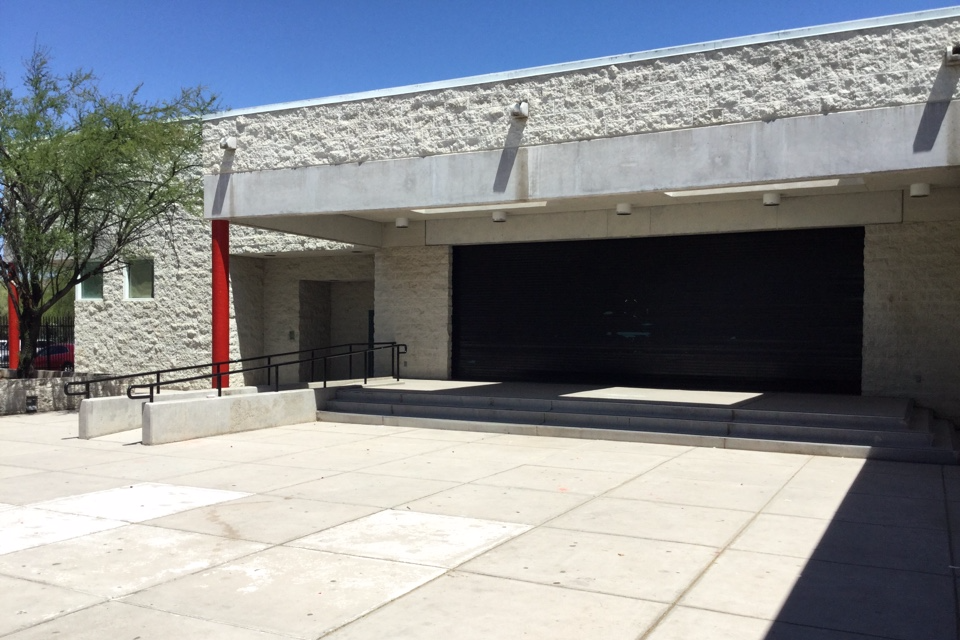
<box><xmin>35</xmin><ymin>343</ymin><xmax>74</xmax><ymax>372</ymax></box>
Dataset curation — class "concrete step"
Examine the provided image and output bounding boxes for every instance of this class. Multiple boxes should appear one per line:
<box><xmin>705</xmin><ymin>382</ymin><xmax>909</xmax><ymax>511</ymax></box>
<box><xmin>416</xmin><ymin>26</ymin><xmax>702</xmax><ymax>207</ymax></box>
<box><xmin>323</xmin><ymin>399</ymin><xmax>934</xmax><ymax>449</ymax></box>
<box><xmin>315</xmin><ymin>410</ymin><xmax>958</xmax><ymax>465</ymax></box>
<box><xmin>332</xmin><ymin>388</ymin><xmax>912</xmax><ymax>431</ymax></box>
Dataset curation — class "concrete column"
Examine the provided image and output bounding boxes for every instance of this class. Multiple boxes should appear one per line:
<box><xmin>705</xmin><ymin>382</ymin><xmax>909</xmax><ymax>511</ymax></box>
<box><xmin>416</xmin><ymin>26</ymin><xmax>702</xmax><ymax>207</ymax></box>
<box><xmin>212</xmin><ymin>220</ymin><xmax>230</xmax><ymax>388</ymax></box>
<box><xmin>6</xmin><ymin>284</ymin><xmax>18</xmax><ymax>369</ymax></box>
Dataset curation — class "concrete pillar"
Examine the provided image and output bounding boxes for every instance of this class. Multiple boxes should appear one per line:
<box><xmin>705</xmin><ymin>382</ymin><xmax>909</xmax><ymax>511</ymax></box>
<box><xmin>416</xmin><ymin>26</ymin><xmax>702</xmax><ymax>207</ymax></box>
<box><xmin>212</xmin><ymin>220</ymin><xmax>230</xmax><ymax>388</ymax></box>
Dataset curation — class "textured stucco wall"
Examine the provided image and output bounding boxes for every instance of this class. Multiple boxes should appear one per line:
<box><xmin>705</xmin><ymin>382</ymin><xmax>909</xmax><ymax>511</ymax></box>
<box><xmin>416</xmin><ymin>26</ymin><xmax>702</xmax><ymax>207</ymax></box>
<box><xmin>374</xmin><ymin>246</ymin><xmax>452</xmax><ymax>379</ymax></box>
<box><xmin>74</xmin><ymin>217</ymin><xmax>352</xmax><ymax>388</ymax></box>
<box><xmin>75</xmin><ymin>215</ymin><xmax>212</xmax><ymax>386</ymax></box>
<box><xmin>205</xmin><ymin>17</ymin><xmax>960</xmax><ymax>174</ymax></box>
<box><xmin>863</xmin><ymin>219</ymin><xmax>960</xmax><ymax>421</ymax></box>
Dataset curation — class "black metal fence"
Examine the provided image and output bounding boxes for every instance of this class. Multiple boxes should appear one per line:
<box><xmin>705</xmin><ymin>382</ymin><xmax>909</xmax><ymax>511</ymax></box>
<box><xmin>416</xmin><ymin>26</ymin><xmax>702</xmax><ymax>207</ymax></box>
<box><xmin>0</xmin><ymin>315</ymin><xmax>75</xmax><ymax>371</ymax></box>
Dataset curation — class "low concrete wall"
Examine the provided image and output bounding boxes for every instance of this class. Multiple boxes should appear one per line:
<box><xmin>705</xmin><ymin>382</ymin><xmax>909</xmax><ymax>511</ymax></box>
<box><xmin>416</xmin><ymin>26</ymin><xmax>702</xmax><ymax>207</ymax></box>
<box><xmin>142</xmin><ymin>388</ymin><xmax>320</xmax><ymax>445</ymax></box>
<box><xmin>78</xmin><ymin>386</ymin><xmax>260</xmax><ymax>439</ymax></box>
<box><xmin>0</xmin><ymin>372</ymin><xmax>123</xmax><ymax>416</ymax></box>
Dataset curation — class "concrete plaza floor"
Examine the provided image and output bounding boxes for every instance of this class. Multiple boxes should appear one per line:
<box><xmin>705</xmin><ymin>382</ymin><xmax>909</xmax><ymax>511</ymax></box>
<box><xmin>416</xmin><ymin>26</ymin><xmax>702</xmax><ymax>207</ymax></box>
<box><xmin>0</xmin><ymin>410</ymin><xmax>957</xmax><ymax>639</ymax></box>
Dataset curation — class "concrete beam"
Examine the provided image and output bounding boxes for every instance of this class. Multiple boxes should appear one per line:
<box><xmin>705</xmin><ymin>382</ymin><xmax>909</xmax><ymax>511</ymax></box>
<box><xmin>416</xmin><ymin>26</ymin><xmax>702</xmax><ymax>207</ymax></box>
<box><xmin>204</xmin><ymin>102</ymin><xmax>960</xmax><ymax>220</ymax></box>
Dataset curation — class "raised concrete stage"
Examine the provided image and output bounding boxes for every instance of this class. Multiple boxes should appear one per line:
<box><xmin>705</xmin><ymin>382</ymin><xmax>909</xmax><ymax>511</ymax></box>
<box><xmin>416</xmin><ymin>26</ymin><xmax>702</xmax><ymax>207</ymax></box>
<box><xmin>319</xmin><ymin>380</ymin><xmax>960</xmax><ymax>464</ymax></box>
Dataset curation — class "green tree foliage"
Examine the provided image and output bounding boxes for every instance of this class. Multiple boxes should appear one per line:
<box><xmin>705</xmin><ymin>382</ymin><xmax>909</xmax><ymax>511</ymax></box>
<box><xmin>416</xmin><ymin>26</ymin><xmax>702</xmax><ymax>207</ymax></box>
<box><xmin>0</xmin><ymin>49</ymin><xmax>215</xmax><ymax>376</ymax></box>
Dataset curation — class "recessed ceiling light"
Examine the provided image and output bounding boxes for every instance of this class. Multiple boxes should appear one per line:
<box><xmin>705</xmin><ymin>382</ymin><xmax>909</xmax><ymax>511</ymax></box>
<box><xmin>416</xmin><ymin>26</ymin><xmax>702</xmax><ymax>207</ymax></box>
<box><xmin>411</xmin><ymin>200</ymin><xmax>548</xmax><ymax>214</ymax></box>
<box><xmin>664</xmin><ymin>178</ymin><xmax>862</xmax><ymax>198</ymax></box>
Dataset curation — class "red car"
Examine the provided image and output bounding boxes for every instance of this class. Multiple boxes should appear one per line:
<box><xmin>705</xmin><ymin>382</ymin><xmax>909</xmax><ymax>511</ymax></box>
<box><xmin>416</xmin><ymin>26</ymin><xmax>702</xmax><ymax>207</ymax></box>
<box><xmin>35</xmin><ymin>344</ymin><xmax>74</xmax><ymax>372</ymax></box>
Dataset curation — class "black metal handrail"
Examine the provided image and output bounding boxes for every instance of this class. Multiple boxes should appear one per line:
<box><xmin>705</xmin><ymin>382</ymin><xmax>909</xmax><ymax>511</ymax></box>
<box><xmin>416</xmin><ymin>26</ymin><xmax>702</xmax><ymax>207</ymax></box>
<box><xmin>64</xmin><ymin>342</ymin><xmax>406</xmax><ymax>401</ymax></box>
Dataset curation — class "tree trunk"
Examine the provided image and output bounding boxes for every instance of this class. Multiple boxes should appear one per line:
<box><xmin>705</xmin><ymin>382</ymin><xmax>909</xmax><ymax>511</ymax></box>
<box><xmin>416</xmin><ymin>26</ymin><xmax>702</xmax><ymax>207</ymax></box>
<box><xmin>15</xmin><ymin>303</ymin><xmax>39</xmax><ymax>379</ymax></box>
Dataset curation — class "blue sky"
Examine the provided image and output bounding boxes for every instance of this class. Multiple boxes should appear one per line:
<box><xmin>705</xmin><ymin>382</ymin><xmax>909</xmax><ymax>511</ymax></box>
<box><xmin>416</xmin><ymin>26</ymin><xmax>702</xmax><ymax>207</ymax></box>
<box><xmin>1</xmin><ymin>1</ymin><xmax>958</xmax><ymax>112</ymax></box>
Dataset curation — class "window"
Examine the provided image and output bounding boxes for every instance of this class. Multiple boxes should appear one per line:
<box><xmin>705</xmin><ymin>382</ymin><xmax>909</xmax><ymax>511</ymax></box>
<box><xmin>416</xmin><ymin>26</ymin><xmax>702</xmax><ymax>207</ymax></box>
<box><xmin>125</xmin><ymin>259</ymin><xmax>154</xmax><ymax>299</ymax></box>
<box><xmin>77</xmin><ymin>262</ymin><xmax>103</xmax><ymax>300</ymax></box>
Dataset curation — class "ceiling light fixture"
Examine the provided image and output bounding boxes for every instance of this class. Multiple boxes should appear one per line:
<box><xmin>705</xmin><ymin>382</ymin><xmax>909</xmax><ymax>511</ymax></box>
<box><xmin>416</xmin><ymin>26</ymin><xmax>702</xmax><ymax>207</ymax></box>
<box><xmin>909</xmin><ymin>183</ymin><xmax>931</xmax><ymax>198</ymax></box>
<box><xmin>762</xmin><ymin>193</ymin><xmax>781</xmax><ymax>206</ymax></box>
<box><xmin>664</xmin><ymin>177</ymin><xmax>862</xmax><ymax>198</ymax></box>
<box><xmin>411</xmin><ymin>200</ymin><xmax>548</xmax><ymax>215</ymax></box>
<box><xmin>615</xmin><ymin>203</ymin><xmax>632</xmax><ymax>216</ymax></box>
<box><xmin>395</xmin><ymin>217</ymin><xmax>409</xmax><ymax>228</ymax></box>
<box><xmin>492</xmin><ymin>211</ymin><xmax>508</xmax><ymax>223</ymax></box>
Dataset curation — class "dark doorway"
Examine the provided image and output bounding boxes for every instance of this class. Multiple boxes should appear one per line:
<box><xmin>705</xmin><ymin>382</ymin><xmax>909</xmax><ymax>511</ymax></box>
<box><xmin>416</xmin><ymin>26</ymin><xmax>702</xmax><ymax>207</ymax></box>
<box><xmin>452</xmin><ymin>227</ymin><xmax>864</xmax><ymax>394</ymax></box>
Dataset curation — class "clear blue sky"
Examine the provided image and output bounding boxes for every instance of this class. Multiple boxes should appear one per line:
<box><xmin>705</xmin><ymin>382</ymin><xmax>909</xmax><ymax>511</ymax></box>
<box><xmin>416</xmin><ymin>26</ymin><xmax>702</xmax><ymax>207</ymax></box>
<box><xmin>1</xmin><ymin>0</ymin><xmax>958</xmax><ymax>112</ymax></box>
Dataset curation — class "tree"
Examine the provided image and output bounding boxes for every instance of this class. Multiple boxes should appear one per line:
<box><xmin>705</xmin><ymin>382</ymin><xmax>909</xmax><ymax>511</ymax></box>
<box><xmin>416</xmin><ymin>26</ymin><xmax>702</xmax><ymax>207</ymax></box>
<box><xmin>0</xmin><ymin>49</ymin><xmax>215</xmax><ymax>376</ymax></box>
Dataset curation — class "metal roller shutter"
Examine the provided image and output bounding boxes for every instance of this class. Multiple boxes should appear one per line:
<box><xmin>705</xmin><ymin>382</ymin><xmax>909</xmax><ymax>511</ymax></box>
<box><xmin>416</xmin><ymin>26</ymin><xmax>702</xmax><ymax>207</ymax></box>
<box><xmin>452</xmin><ymin>227</ymin><xmax>863</xmax><ymax>394</ymax></box>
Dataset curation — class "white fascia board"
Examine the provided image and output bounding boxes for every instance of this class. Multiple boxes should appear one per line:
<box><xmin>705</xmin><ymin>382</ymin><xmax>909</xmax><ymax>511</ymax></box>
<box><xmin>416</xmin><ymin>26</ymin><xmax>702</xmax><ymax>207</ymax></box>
<box><xmin>205</xmin><ymin>7</ymin><xmax>960</xmax><ymax>121</ymax></box>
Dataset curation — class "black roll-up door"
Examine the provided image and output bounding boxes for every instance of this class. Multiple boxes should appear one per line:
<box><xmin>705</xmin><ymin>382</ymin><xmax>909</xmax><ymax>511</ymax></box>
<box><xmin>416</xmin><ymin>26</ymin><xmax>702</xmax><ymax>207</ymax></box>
<box><xmin>452</xmin><ymin>227</ymin><xmax>863</xmax><ymax>394</ymax></box>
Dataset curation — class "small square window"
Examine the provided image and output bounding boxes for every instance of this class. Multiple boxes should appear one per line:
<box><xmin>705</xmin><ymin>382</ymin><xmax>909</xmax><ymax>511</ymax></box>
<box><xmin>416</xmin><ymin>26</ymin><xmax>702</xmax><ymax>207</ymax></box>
<box><xmin>77</xmin><ymin>262</ymin><xmax>103</xmax><ymax>300</ymax></box>
<box><xmin>125</xmin><ymin>259</ymin><xmax>154</xmax><ymax>299</ymax></box>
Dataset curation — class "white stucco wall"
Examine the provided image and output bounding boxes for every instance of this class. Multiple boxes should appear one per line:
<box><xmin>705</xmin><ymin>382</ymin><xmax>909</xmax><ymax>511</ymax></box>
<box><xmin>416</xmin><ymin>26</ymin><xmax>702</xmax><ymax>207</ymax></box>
<box><xmin>75</xmin><ymin>218</ymin><xmax>356</xmax><ymax>388</ymax></box>
<box><xmin>204</xmin><ymin>16</ymin><xmax>960</xmax><ymax>173</ymax></box>
<box><xmin>374</xmin><ymin>246</ymin><xmax>452</xmax><ymax>379</ymax></box>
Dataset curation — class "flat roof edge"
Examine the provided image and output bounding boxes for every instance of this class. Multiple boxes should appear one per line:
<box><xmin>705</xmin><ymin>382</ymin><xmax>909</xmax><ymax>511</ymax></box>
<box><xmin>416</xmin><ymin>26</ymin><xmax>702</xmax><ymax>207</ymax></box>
<box><xmin>205</xmin><ymin>7</ymin><xmax>960</xmax><ymax>121</ymax></box>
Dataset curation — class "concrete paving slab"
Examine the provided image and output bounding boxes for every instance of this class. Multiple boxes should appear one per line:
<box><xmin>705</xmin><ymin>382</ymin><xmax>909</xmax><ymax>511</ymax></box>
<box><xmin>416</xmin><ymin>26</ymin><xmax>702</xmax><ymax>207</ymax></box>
<box><xmin>647</xmin><ymin>454</ymin><xmax>805</xmax><ymax>486</ymax></box>
<box><xmin>0</xmin><ymin>441</ymin><xmax>58</xmax><ymax>458</ymax></box>
<box><xmin>607</xmin><ymin>473</ymin><xmax>785</xmax><ymax>511</ymax></box>
<box><xmin>576</xmin><ymin>438</ymin><xmax>693</xmax><ymax>456</ymax></box>
<box><xmin>164</xmin><ymin>462</ymin><xmax>336</xmax><ymax>493</ymax></box>
<box><xmin>145</xmin><ymin>495</ymin><xmax>379</xmax><ymax>544</ymax></box>
<box><xmin>399</xmin><ymin>483</ymin><xmax>590</xmax><ymax>524</ymax></box>
<box><xmin>0</xmin><ymin>470</ymin><xmax>132</xmax><ymax>505</ymax></box>
<box><xmin>391</xmin><ymin>426</ymin><xmax>496</xmax><ymax>441</ymax></box>
<box><xmin>474</xmin><ymin>463</ymin><xmax>635</xmax><ymax>495</ymax></box>
<box><xmin>34</xmin><ymin>482</ymin><xmax>250</xmax><ymax>522</ymax></box>
<box><xmin>0</xmin><ymin>446</ymin><xmax>145</xmax><ymax>471</ymax></box>
<box><xmin>0</xmin><ymin>573</ymin><xmax>104</xmax><ymax>636</ymax></box>
<box><xmin>478</xmin><ymin>432</ymin><xmax>588</xmax><ymax>449</ymax></box>
<box><xmin>644</xmin><ymin>606</ymin><xmax>881</xmax><ymax>640</ymax></box>
<box><xmin>1</xmin><ymin>410</ymin><xmax>957</xmax><ymax>638</ymax></box>
<box><xmin>0</xmin><ymin>523</ymin><xmax>266</xmax><ymax>597</ymax></box>
<box><xmin>681</xmin><ymin>549</ymin><xmax>956</xmax><ymax>640</ymax></box>
<box><xmin>322</xmin><ymin>571</ymin><xmax>666</xmax><ymax>640</ymax></box>
<box><xmin>731</xmin><ymin>513</ymin><xmax>952</xmax><ymax>575</ymax></box>
<box><xmin>72</xmin><ymin>454</ymin><xmax>232</xmax><ymax>482</ymax></box>
<box><xmin>550</xmin><ymin>496</ymin><xmax>754</xmax><ymax>547</ymax></box>
<box><xmin>0</xmin><ymin>465</ymin><xmax>42</xmax><ymax>480</ymax></box>
<box><xmin>291</xmin><ymin>509</ymin><xmax>530</xmax><ymax>567</ymax></box>
<box><xmin>539</xmin><ymin>448</ymin><xmax>673</xmax><ymax>474</ymax></box>
<box><xmin>148</xmin><ymin>439</ymin><xmax>307</xmax><ymax>462</ymax></box>
<box><xmin>0</xmin><ymin>506</ymin><xmax>125</xmax><ymax>554</ymax></box>
<box><xmin>359</xmin><ymin>451</ymin><xmax>523</xmax><ymax>482</ymax></box>
<box><xmin>432</xmin><ymin>441</ymin><xmax>558</xmax><ymax>466</ymax></box>
<box><xmin>296</xmin><ymin>421</ymin><xmax>417</xmax><ymax>436</ymax></box>
<box><xmin>4</xmin><ymin>601</ymin><xmax>294</xmax><ymax>639</ymax></box>
<box><xmin>267</xmin><ymin>471</ymin><xmax>458</xmax><ymax>508</ymax></box>
<box><xmin>122</xmin><ymin>545</ymin><xmax>444</xmax><ymax>639</ymax></box>
<box><xmin>257</xmin><ymin>436</ymin><xmax>455</xmax><ymax>472</ymax></box>
<box><xmin>250</xmin><ymin>429</ymin><xmax>378</xmax><ymax>449</ymax></box>
<box><xmin>461</xmin><ymin>526</ymin><xmax>718</xmax><ymax>602</ymax></box>
<box><xmin>764</xmin><ymin>484</ymin><xmax>948</xmax><ymax>530</ymax></box>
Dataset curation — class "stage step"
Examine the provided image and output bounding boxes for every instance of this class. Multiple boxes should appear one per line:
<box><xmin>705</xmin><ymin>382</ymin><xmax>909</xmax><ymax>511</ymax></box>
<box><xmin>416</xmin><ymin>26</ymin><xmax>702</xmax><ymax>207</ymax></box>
<box><xmin>318</xmin><ymin>387</ymin><xmax>957</xmax><ymax>464</ymax></box>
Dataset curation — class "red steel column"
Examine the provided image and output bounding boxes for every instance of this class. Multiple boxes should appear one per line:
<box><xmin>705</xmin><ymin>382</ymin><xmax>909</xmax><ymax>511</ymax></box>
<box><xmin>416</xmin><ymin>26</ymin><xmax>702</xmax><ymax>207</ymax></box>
<box><xmin>7</xmin><ymin>285</ymin><xmax>18</xmax><ymax>369</ymax></box>
<box><xmin>211</xmin><ymin>220</ymin><xmax>230</xmax><ymax>388</ymax></box>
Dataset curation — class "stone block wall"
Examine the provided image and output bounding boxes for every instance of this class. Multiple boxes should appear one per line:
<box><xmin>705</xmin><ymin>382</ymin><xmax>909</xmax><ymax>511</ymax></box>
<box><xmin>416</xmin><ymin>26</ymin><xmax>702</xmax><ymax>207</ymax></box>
<box><xmin>205</xmin><ymin>16</ymin><xmax>960</xmax><ymax>174</ymax></box>
<box><xmin>863</xmin><ymin>218</ymin><xmax>960</xmax><ymax>421</ymax></box>
<box><xmin>374</xmin><ymin>246</ymin><xmax>452</xmax><ymax>379</ymax></box>
<box><xmin>261</xmin><ymin>254</ymin><xmax>374</xmax><ymax>385</ymax></box>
